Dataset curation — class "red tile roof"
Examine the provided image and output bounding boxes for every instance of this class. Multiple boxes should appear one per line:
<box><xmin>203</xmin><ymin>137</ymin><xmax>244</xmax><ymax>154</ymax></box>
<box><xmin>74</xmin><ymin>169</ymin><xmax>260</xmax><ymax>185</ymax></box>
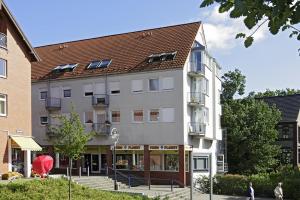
<box><xmin>32</xmin><ymin>22</ymin><xmax>201</xmax><ymax>81</ymax></box>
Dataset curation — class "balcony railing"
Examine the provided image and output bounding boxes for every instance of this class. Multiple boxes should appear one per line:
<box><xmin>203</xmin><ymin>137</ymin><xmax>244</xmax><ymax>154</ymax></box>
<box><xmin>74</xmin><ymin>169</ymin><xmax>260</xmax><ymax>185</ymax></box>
<box><xmin>45</xmin><ymin>97</ymin><xmax>61</xmax><ymax>110</ymax></box>
<box><xmin>0</xmin><ymin>32</ymin><xmax>7</xmax><ymax>49</ymax></box>
<box><xmin>92</xmin><ymin>123</ymin><xmax>110</xmax><ymax>135</ymax></box>
<box><xmin>188</xmin><ymin>61</ymin><xmax>205</xmax><ymax>77</ymax></box>
<box><xmin>187</xmin><ymin>92</ymin><xmax>205</xmax><ymax>106</ymax></box>
<box><xmin>92</xmin><ymin>94</ymin><xmax>109</xmax><ymax>107</ymax></box>
<box><xmin>188</xmin><ymin>122</ymin><xmax>206</xmax><ymax>136</ymax></box>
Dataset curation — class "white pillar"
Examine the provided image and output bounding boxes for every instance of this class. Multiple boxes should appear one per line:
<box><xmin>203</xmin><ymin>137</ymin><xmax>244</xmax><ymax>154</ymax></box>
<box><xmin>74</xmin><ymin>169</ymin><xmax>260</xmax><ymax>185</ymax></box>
<box><xmin>8</xmin><ymin>139</ymin><xmax>12</xmax><ymax>172</ymax></box>
<box><xmin>24</xmin><ymin>150</ymin><xmax>31</xmax><ymax>178</ymax></box>
<box><xmin>132</xmin><ymin>153</ymin><xmax>136</xmax><ymax>166</ymax></box>
<box><xmin>55</xmin><ymin>153</ymin><xmax>60</xmax><ymax>168</ymax></box>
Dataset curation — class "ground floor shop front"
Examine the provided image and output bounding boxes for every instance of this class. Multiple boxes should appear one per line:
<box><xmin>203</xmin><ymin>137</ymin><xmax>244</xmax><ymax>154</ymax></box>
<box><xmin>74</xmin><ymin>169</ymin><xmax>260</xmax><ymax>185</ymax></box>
<box><xmin>41</xmin><ymin>144</ymin><xmax>199</xmax><ymax>187</ymax></box>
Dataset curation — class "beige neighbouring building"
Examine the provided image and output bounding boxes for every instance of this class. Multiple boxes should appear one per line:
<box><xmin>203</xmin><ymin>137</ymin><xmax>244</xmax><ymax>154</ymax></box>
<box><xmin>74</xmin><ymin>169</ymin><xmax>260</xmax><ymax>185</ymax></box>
<box><xmin>0</xmin><ymin>1</ymin><xmax>41</xmax><ymax>178</ymax></box>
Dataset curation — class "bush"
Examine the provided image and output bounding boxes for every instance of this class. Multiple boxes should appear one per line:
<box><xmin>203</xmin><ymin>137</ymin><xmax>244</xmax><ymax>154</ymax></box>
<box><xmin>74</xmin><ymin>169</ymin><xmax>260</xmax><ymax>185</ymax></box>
<box><xmin>196</xmin><ymin>167</ymin><xmax>300</xmax><ymax>200</ymax></box>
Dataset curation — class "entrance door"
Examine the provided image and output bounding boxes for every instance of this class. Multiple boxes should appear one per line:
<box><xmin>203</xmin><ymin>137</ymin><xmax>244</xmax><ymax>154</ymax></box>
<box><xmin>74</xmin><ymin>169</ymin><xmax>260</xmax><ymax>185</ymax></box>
<box><xmin>91</xmin><ymin>154</ymin><xmax>100</xmax><ymax>173</ymax></box>
<box><xmin>100</xmin><ymin>154</ymin><xmax>107</xmax><ymax>174</ymax></box>
<box><xmin>83</xmin><ymin>154</ymin><xmax>91</xmax><ymax>173</ymax></box>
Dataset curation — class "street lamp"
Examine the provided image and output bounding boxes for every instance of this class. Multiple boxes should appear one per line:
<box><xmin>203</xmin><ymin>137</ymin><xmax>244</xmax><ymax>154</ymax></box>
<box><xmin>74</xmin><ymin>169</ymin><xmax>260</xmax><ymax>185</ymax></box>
<box><xmin>111</xmin><ymin>128</ymin><xmax>119</xmax><ymax>191</ymax></box>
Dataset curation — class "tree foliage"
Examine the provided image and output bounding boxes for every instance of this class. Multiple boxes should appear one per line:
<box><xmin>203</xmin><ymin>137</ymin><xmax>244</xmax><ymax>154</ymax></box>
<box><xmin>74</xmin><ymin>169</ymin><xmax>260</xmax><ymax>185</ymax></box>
<box><xmin>221</xmin><ymin>69</ymin><xmax>246</xmax><ymax>102</ymax></box>
<box><xmin>221</xmin><ymin>69</ymin><xmax>281</xmax><ymax>174</ymax></box>
<box><xmin>200</xmin><ymin>0</ymin><xmax>300</xmax><ymax>49</ymax></box>
<box><xmin>223</xmin><ymin>98</ymin><xmax>281</xmax><ymax>174</ymax></box>
<box><xmin>248</xmin><ymin>88</ymin><xmax>300</xmax><ymax>98</ymax></box>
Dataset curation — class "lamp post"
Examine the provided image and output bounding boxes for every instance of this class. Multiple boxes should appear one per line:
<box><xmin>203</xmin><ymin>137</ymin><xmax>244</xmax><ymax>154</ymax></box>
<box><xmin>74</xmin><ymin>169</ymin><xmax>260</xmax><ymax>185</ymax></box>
<box><xmin>111</xmin><ymin>128</ymin><xmax>119</xmax><ymax>191</ymax></box>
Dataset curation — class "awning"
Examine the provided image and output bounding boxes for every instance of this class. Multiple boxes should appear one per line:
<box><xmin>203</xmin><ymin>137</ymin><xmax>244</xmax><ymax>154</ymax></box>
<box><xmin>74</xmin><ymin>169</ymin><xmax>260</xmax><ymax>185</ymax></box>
<box><xmin>10</xmin><ymin>136</ymin><xmax>42</xmax><ymax>151</ymax></box>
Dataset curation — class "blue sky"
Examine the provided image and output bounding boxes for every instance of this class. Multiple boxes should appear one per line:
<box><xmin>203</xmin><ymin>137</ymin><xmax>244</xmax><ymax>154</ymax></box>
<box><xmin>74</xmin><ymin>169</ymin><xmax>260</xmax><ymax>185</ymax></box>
<box><xmin>5</xmin><ymin>0</ymin><xmax>300</xmax><ymax>94</ymax></box>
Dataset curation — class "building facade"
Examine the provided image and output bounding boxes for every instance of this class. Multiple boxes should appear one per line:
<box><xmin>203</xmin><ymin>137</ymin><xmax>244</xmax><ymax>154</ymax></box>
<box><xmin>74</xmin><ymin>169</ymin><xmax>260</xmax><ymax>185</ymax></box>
<box><xmin>0</xmin><ymin>1</ymin><xmax>41</xmax><ymax>178</ymax></box>
<box><xmin>262</xmin><ymin>95</ymin><xmax>300</xmax><ymax>167</ymax></box>
<box><xmin>31</xmin><ymin>22</ymin><xmax>223</xmax><ymax>186</ymax></box>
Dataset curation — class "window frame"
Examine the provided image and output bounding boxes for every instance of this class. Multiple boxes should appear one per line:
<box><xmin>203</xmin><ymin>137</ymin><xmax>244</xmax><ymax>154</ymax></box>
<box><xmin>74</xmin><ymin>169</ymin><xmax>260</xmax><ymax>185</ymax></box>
<box><xmin>111</xmin><ymin>110</ymin><xmax>121</xmax><ymax>123</ymax></box>
<box><xmin>149</xmin><ymin>109</ymin><xmax>160</xmax><ymax>122</ymax></box>
<box><xmin>109</xmin><ymin>82</ymin><xmax>120</xmax><ymax>95</ymax></box>
<box><xmin>40</xmin><ymin>90</ymin><xmax>48</xmax><ymax>100</ymax></box>
<box><xmin>148</xmin><ymin>78</ymin><xmax>159</xmax><ymax>92</ymax></box>
<box><xmin>0</xmin><ymin>58</ymin><xmax>7</xmax><ymax>78</ymax></box>
<box><xmin>84</xmin><ymin>111</ymin><xmax>94</xmax><ymax>124</ymax></box>
<box><xmin>0</xmin><ymin>93</ymin><xmax>7</xmax><ymax>117</ymax></box>
<box><xmin>40</xmin><ymin>116</ymin><xmax>49</xmax><ymax>126</ymax></box>
<box><xmin>193</xmin><ymin>156</ymin><xmax>209</xmax><ymax>171</ymax></box>
<box><xmin>131</xmin><ymin>79</ymin><xmax>144</xmax><ymax>93</ymax></box>
<box><xmin>63</xmin><ymin>88</ymin><xmax>72</xmax><ymax>98</ymax></box>
<box><xmin>162</xmin><ymin>77</ymin><xmax>174</xmax><ymax>91</ymax></box>
<box><xmin>132</xmin><ymin>109</ymin><xmax>144</xmax><ymax>123</ymax></box>
<box><xmin>84</xmin><ymin>84</ymin><xmax>93</xmax><ymax>97</ymax></box>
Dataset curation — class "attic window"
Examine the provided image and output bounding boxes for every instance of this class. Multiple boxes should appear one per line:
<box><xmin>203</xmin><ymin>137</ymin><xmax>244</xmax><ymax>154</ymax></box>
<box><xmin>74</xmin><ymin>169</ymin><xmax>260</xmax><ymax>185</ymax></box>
<box><xmin>148</xmin><ymin>52</ymin><xmax>177</xmax><ymax>63</ymax></box>
<box><xmin>52</xmin><ymin>63</ymin><xmax>78</xmax><ymax>73</ymax></box>
<box><xmin>87</xmin><ymin>59</ymin><xmax>112</xmax><ymax>69</ymax></box>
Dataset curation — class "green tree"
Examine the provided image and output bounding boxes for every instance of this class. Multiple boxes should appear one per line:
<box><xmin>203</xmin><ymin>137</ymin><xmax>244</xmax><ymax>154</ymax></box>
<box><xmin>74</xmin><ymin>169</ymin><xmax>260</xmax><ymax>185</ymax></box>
<box><xmin>200</xmin><ymin>0</ymin><xmax>300</xmax><ymax>48</ymax></box>
<box><xmin>50</xmin><ymin>107</ymin><xmax>93</xmax><ymax>200</ymax></box>
<box><xmin>221</xmin><ymin>69</ymin><xmax>246</xmax><ymax>102</ymax></box>
<box><xmin>248</xmin><ymin>88</ymin><xmax>300</xmax><ymax>98</ymax></box>
<box><xmin>223</xmin><ymin>98</ymin><xmax>281</xmax><ymax>174</ymax></box>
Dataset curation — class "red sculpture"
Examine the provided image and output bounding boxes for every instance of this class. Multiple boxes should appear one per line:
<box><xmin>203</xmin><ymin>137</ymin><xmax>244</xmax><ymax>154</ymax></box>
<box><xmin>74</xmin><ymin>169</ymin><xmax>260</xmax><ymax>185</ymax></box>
<box><xmin>32</xmin><ymin>155</ymin><xmax>54</xmax><ymax>177</ymax></box>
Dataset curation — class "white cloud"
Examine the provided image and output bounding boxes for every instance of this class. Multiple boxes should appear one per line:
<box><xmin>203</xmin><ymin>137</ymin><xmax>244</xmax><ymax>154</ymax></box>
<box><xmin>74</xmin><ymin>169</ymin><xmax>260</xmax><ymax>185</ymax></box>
<box><xmin>201</xmin><ymin>6</ymin><xmax>268</xmax><ymax>51</ymax></box>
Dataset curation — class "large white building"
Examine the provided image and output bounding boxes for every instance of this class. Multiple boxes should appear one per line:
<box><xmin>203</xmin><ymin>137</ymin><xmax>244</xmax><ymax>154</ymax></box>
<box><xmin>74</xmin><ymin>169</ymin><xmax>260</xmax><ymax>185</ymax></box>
<box><xmin>31</xmin><ymin>22</ymin><xmax>224</xmax><ymax>186</ymax></box>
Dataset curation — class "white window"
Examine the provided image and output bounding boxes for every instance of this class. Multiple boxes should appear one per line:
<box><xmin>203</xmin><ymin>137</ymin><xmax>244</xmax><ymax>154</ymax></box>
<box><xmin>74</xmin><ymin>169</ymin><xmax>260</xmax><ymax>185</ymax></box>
<box><xmin>133</xmin><ymin>110</ymin><xmax>143</xmax><ymax>122</ymax></box>
<box><xmin>161</xmin><ymin>108</ymin><xmax>175</xmax><ymax>122</ymax></box>
<box><xmin>162</xmin><ymin>77</ymin><xmax>174</xmax><ymax>91</ymax></box>
<box><xmin>84</xmin><ymin>111</ymin><xmax>93</xmax><ymax>123</ymax></box>
<box><xmin>203</xmin><ymin>107</ymin><xmax>209</xmax><ymax>124</ymax></box>
<box><xmin>131</xmin><ymin>80</ymin><xmax>143</xmax><ymax>93</ymax></box>
<box><xmin>193</xmin><ymin>156</ymin><xmax>208</xmax><ymax>171</ymax></box>
<box><xmin>0</xmin><ymin>94</ymin><xmax>7</xmax><ymax>116</ymax></box>
<box><xmin>0</xmin><ymin>58</ymin><xmax>7</xmax><ymax>78</ymax></box>
<box><xmin>149</xmin><ymin>79</ymin><xmax>159</xmax><ymax>91</ymax></box>
<box><xmin>149</xmin><ymin>109</ymin><xmax>160</xmax><ymax>122</ymax></box>
<box><xmin>202</xmin><ymin>78</ymin><xmax>209</xmax><ymax>96</ymax></box>
<box><xmin>111</xmin><ymin>111</ymin><xmax>120</xmax><ymax>123</ymax></box>
<box><xmin>84</xmin><ymin>84</ymin><xmax>93</xmax><ymax>96</ymax></box>
<box><xmin>40</xmin><ymin>90</ymin><xmax>48</xmax><ymax>100</ymax></box>
<box><xmin>63</xmin><ymin>88</ymin><xmax>71</xmax><ymax>98</ymax></box>
<box><xmin>95</xmin><ymin>83</ymin><xmax>105</xmax><ymax>94</ymax></box>
<box><xmin>40</xmin><ymin>116</ymin><xmax>48</xmax><ymax>125</ymax></box>
<box><xmin>109</xmin><ymin>82</ymin><xmax>120</xmax><ymax>94</ymax></box>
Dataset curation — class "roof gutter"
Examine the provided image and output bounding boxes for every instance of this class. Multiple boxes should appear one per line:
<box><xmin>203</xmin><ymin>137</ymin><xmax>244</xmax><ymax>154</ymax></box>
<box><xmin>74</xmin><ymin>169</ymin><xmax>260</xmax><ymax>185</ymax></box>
<box><xmin>2</xmin><ymin>1</ymin><xmax>41</xmax><ymax>62</ymax></box>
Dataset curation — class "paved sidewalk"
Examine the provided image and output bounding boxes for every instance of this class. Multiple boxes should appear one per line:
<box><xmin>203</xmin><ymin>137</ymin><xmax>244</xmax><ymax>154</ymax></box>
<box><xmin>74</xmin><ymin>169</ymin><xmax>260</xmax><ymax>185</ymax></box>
<box><xmin>195</xmin><ymin>194</ymin><xmax>273</xmax><ymax>200</ymax></box>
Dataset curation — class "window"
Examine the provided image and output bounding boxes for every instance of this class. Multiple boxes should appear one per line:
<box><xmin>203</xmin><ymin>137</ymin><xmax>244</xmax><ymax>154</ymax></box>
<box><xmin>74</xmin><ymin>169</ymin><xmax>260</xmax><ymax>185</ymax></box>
<box><xmin>161</xmin><ymin>108</ymin><xmax>175</xmax><ymax>122</ymax></box>
<box><xmin>193</xmin><ymin>156</ymin><xmax>208</xmax><ymax>171</ymax></box>
<box><xmin>95</xmin><ymin>83</ymin><xmax>105</xmax><ymax>94</ymax></box>
<box><xmin>0</xmin><ymin>94</ymin><xmax>7</xmax><ymax>116</ymax></box>
<box><xmin>149</xmin><ymin>79</ymin><xmax>159</xmax><ymax>91</ymax></box>
<box><xmin>162</xmin><ymin>77</ymin><xmax>174</xmax><ymax>91</ymax></box>
<box><xmin>150</xmin><ymin>154</ymin><xmax>163</xmax><ymax>171</ymax></box>
<box><xmin>63</xmin><ymin>89</ymin><xmax>71</xmax><ymax>98</ymax></box>
<box><xmin>52</xmin><ymin>63</ymin><xmax>78</xmax><ymax>73</ymax></box>
<box><xmin>203</xmin><ymin>108</ymin><xmax>209</xmax><ymax>124</ymax></box>
<box><xmin>133</xmin><ymin>110</ymin><xmax>143</xmax><ymax>122</ymax></box>
<box><xmin>111</xmin><ymin>111</ymin><xmax>120</xmax><ymax>123</ymax></box>
<box><xmin>87</xmin><ymin>59</ymin><xmax>112</xmax><ymax>69</ymax></box>
<box><xmin>131</xmin><ymin>80</ymin><xmax>143</xmax><ymax>93</ymax></box>
<box><xmin>40</xmin><ymin>116</ymin><xmax>48</xmax><ymax>125</ymax></box>
<box><xmin>148</xmin><ymin>52</ymin><xmax>176</xmax><ymax>63</ymax></box>
<box><xmin>202</xmin><ymin>78</ymin><xmax>209</xmax><ymax>95</ymax></box>
<box><xmin>84</xmin><ymin>111</ymin><xmax>93</xmax><ymax>124</ymax></box>
<box><xmin>84</xmin><ymin>84</ymin><xmax>93</xmax><ymax>96</ymax></box>
<box><xmin>40</xmin><ymin>91</ymin><xmax>48</xmax><ymax>100</ymax></box>
<box><xmin>109</xmin><ymin>82</ymin><xmax>120</xmax><ymax>94</ymax></box>
<box><xmin>0</xmin><ymin>58</ymin><xmax>7</xmax><ymax>78</ymax></box>
<box><xmin>149</xmin><ymin>109</ymin><xmax>159</xmax><ymax>122</ymax></box>
<box><xmin>164</xmin><ymin>154</ymin><xmax>179</xmax><ymax>171</ymax></box>
<box><xmin>278</xmin><ymin>124</ymin><xmax>293</xmax><ymax>140</ymax></box>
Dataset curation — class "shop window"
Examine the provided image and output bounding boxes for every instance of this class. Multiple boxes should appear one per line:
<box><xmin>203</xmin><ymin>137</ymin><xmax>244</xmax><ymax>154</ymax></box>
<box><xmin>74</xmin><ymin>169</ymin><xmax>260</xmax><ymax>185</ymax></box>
<box><xmin>150</xmin><ymin>154</ymin><xmax>163</xmax><ymax>171</ymax></box>
<box><xmin>164</xmin><ymin>154</ymin><xmax>179</xmax><ymax>171</ymax></box>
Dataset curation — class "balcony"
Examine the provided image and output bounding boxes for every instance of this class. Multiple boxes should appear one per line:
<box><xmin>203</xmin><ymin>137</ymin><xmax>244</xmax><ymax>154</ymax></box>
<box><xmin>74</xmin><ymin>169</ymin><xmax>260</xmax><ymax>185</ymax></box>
<box><xmin>188</xmin><ymin>122</ymin><xmax>206</xmax><ymax>137</ymax></box>
<box><xmin>187</xmin><ymin>92</ymin><xmax>205</xmax><ymax>107</ymax></box>
<box><xmin>0</xmin><ymin>32</ymin><xmax>7</xmax><ymax>49</ymax></box>
<box><xmin>45</xmin><ymin>97</ymin><xmax>61</xmax><ymax>110</ymax></box>
<box><xmin>92</xmin><ymin>123</ymin><xmax>110</xmax><ymax>135</ymax></box>
<box><xmin>187</xmin><ymin>61</ymin><xmax>205</xmax><ymax>77</ymax></box>
<box><xmin>92</xmin><ymin>94</ymin><xmax>109</xmax><ymax>108</ymax></box>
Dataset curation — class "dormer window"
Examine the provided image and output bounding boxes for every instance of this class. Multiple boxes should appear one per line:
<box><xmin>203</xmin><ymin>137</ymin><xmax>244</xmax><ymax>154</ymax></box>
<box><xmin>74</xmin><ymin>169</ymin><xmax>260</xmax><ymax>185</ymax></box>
<box><xmin>148</xmin><ymin>52</ymin><xmax>177</xmax><ymax>63</ymax></box>
<box><xmin>87</xmin><ymin>59</ymin><xmax>112</xmax><ymax>69</ymax></box>
<box><xmin>52</xmin><ymin>63</ymin><xmax>78</xmax><ymax>73</ymax></box>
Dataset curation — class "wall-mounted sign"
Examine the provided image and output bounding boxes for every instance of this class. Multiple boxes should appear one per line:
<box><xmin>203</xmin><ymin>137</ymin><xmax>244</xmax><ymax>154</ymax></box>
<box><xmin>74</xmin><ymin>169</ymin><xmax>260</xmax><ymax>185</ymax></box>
<box><xmin>111</xmin><ymin>145</ymin><xmax>144</xmax><ymax>151</ymax></box>
<box><xmin>149</xmin><ymin>145</ymin><xmax>178</xmax><ymax>150</ymax></box>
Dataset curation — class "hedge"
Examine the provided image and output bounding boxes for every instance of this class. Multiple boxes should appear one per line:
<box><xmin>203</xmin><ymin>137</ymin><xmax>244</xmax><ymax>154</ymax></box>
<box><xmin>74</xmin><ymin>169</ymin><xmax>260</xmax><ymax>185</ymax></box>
<box><xmin>196</xmin><ymin>167</ymin><xmax>300</xmax><ymax>200</ymax></box>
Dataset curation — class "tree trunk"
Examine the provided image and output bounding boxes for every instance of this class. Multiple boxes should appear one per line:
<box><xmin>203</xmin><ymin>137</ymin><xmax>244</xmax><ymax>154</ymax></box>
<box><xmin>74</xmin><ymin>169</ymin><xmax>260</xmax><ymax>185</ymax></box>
<box><xmin>69</xmin><ymin>158</ymin><xmax>72</xmax><ymax>200</ymax></box>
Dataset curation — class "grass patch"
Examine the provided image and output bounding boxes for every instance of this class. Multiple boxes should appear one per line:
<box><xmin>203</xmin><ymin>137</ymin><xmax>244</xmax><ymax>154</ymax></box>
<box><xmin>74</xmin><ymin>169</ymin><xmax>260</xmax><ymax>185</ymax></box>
<box><xmin>0</xmin><ymin>178</ymin><xmax>151</xmax><ymax>200</ymax></box>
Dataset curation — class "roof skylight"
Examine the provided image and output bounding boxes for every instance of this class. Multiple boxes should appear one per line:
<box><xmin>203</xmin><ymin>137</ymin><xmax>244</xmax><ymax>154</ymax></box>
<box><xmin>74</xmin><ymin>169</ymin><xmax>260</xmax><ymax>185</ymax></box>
<box><xmin>52</xmin><ymin>63</ymin><xmax>78</xmax><ymax>73</ymax></box>
<box><xmin>87</xmin><ymin>59</ymin><xmax>112</xmax><ymax>69</ymax></box>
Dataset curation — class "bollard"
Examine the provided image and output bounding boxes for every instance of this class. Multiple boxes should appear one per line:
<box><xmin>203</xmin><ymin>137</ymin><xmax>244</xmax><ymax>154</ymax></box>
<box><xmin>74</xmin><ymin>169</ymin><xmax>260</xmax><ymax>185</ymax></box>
<box><xmin>79</xmin><ymin>167</ymin><xmax>81</xmax><ymax>178</ymax></box>
<box><xmin>87</xmin><ymin>166</ymin><xmax>90</xmax><ymax>177</ymax></box>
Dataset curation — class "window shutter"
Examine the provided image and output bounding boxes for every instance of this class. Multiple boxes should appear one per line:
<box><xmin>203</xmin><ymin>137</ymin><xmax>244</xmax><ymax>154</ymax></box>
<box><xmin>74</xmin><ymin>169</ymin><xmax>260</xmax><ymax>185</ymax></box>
<box><xmin>161</xmin><ymin>108</ymin><xmax>175</xmax><ymax>122</ymax></box>
<box><xmin>131</xmin><ymin>80</ymin><xmax>143</xmax><ymax>92</ymax></box>
<box><xmin>109</xmin><ymin>82</ymin><xmax>120</xmax><ymax>92</ymax></box>
<box><xmin>95</xmin><ymin>83</ymin><xmax>105</xmax><ymax>94</ymax></box>
<box><xmin>84</xmin><ymin>84</ymin><xmax>93</xmax><ymax>93</ymax></box>
<box><xmin>162</xmin><ymin>77</ymin><xmax>174</xmax><ymax>90</ymax></box>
